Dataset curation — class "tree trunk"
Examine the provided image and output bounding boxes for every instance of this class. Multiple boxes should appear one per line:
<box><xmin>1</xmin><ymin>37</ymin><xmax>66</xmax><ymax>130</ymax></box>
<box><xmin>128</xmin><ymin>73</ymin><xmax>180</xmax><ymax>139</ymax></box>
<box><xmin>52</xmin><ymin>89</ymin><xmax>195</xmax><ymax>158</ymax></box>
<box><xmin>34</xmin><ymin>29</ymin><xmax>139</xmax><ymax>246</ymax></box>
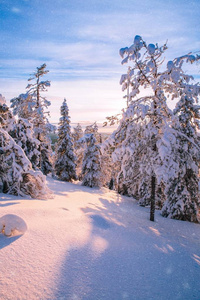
<box><xmin>150</xmin><ymin>139</ymin><xmax>157</xmax><ymax>222</ymax></box>
<box><xmin>150</xmin><ymin>175</ymin><xmax>156</xmax><ymax>221</ymax></box>
<box><xmin>150</xmin><ymin>96</ymin><xmax>158</xmax><ymax>222</ymax></box>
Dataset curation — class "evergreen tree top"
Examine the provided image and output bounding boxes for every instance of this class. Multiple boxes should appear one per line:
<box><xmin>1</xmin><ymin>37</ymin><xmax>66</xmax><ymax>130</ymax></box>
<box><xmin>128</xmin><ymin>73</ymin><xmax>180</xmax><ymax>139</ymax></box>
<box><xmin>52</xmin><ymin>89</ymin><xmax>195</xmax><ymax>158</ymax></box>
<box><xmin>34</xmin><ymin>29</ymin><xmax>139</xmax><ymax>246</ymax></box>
<box><xmin>26</xmin><ymin>63</ymin><xmax>50</xmax><ymax>92</ymax></box>
<box><xmin>28</xmin><ymin>63</ymin><xmax>49</xmax><ymax>80</ymax></box>
<box><xmin>59</xmin><ymin>99</ymin><xmax>70</xmax><ymax>121</ymax></box>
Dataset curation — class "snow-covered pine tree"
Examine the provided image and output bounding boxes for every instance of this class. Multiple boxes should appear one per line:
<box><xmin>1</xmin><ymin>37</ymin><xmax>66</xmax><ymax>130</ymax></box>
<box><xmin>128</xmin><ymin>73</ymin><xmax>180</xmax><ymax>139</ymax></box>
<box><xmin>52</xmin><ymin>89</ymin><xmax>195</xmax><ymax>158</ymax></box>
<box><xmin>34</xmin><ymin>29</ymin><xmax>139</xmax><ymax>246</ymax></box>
<box><xmin>116</xmin><ymin>35</ymin><xmax>200</xmax><ymax>222</ymax></box>
<box><xmin>0</xmin><ymin>129</ymin><xmax>50</xmax><ymax>198</ymax></box>
<box><xmin>10</xmin><ymin>118</ymin><xmax>40</xmax><ymax>170</ymax></box>
<box><xmin>101</xmin><ymin>136</ymin><xmax>119</xmax><ymax>189</ymax></box>
<box><xmin>109</xmin><ymin>36</ymin><xmax>170</xmax><ymax>221</ymax></box>
<box><xmin>72</xmin><ymin>123</ymin><xmax>84</xmax><ymax>180</ymax></box>
<box><xmin>6</xmin><ymin>95</ymin><xmax>40</xmax><ymax>170</ymax></box>
<box><xmin>0</xmin><ymin>102</ymin><xmax>10</xmax><ymax>128</ymax></box>
<box><xmin>0</xmin><ymin>94</ymin><xmax>6</xmax><ymax>105</ymax></box>
<box><xmin>73</xmin><ymin>123</ymin><xmax>83</xmax><ymax>147</ymax></box>
<box><xmin>85</xmin><ymin>122</ymin><xmax>101</xmax><ymax>143</ymax></box>
<box><xmin>102</xmin><ymin>116</ymin><xmax>126</xmax><ymax>192</ymax></box>
<box><xmin>161</xmin><ymin>55</ymin><xmax>200</xmax><ymax>222</ymax></box>
<box><xmin>26</xmin><ymin>63</ymin><xmax>53</xmax><ymax>175</ymax></box>
<box><xmin>82</xmin><ymin>134</ymin><xmax>102</xmax><ymax>188</ymax></box>
<box><xmin>54</xmin><ymin>99</ymin><xmax>77</xmax><ymax>182</ymax></box>
<box><xmin>109</xmin><ymin>117</ymin><xmax>143</xmax><ymax>196</ymax></box>
<box><xmin>0</xmin><ymin>99</ymin><xmax>50</xmax><ymax>198</ymax></box>
<box><xmin>111</xmin><ymin>115</ymin><xmax>166</xmax><ymax>208</ymax></box>
<box><xmin>0</xmin><ymin>100</ymin><xmax>16</xmax><ymax>133</ymax></box>
<box><xmin>10</xmin><ymin>93</ymin><xmax>34</xmax><ymax>119</ymax></box>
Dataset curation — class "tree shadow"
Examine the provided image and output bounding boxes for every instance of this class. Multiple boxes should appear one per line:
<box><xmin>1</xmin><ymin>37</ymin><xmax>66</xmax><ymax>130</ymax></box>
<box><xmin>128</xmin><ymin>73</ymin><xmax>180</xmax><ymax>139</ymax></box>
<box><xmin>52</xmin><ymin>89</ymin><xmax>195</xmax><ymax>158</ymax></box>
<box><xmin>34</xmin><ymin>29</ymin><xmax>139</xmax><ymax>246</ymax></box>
<box><xmin>0</xmin><ymin>192</ymin><xmax>48</xmax><ymax>203</ymax></box>
<box><xmin>89</xmin><ymin>214</ymin><xmax>111</xmax><ymax>229</ymax></box>
<box><xmin>53</xmin><ymin>207</ymin><xmax>133</xmax><ymax>299</ymax></box>
<box><xmin>0</xmin><ymin>202</ymin><xmax>20</xmax><ymax>207</ymax></box>
<box><xmin>48</xmin><ymin>177</ymin><xmax>106</xmax><ymax>197</ymax></box>
<box><xmin>53</xmin><ymin>197</ymin><xmax>200</xmax><ymax>300</ymax></box>
<box><xmin>0</xmin><ymin>193</ymin><xmax>22</xmax><ymax>208</ymax></box>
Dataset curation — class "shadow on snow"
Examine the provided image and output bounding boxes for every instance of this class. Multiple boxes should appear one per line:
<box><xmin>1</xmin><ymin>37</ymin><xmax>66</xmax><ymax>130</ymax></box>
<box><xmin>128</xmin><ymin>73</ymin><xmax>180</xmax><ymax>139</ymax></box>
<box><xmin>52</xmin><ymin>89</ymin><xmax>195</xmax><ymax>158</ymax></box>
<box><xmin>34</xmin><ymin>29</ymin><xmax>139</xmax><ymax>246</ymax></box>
<box><xmin>0</xmin><ymin>234</ymin><xmax>22</xmax><ymax>250</ymax></box>
<box><xmin>48</xmin><ymin>177</ymin><xmax>107</xmax><ymax>197</ymax></box>
<box><xmin>53</xmin><ymin>197</ymin><xmax>200</xmax><ymax>300</ymax></box>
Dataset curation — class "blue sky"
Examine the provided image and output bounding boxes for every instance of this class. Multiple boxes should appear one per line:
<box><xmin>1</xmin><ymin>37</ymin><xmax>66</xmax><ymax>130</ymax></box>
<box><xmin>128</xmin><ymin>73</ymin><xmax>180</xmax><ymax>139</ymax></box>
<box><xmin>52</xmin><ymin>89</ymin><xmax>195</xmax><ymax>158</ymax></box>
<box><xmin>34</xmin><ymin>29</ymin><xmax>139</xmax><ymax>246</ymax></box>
<box><xmin>0</xmin><ymin>0</ymin><xmax>200</xmax><ymax>125</ymax></box>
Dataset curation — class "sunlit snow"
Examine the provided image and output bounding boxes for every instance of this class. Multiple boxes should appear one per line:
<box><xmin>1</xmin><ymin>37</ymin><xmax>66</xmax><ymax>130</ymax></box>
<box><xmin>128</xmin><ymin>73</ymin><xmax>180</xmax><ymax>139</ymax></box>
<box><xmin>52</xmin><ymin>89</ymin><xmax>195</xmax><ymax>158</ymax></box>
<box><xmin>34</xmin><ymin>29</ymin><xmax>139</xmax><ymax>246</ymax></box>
<box><xmin>0</xmin><ymin>177</ymin><xmax>199</xmax><ymax>299</ymax></box>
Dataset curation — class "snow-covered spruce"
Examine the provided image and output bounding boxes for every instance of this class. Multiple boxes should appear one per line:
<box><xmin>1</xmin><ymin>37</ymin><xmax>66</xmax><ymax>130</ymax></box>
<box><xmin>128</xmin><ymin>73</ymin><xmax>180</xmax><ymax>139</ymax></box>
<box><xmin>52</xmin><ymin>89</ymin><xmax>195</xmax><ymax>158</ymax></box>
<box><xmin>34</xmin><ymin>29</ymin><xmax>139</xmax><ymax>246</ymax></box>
<box><xmin>162</xmin><ymin>92</ymin><xmax>200</xmax><ymax>222</ymax></box>
<box><xmin>110</xmin><ymin>35</ymin><xmax>200</xmax><ymax>222</ymax></box>
<box><xmin>100</xmin><ymin>140</ymin><xmax>117</xmax><ymax>189</ymax></box>
<box><xmin>72</xmin><ymin>123</ymin><xmax>84</xmax><ymax>146</ymax></box>
<box><xmin>54</xmin><ymin>99</ymin><xmax>77</xmax><ymax>182</ymax></box>
<box><xmin>10</xmin><ymin>118</ymin><xmax>40</xmax><ymax>170</ymax></box>
<box><xmin>84</xmin><ymin>122</ymin><xmax>102</xmax><ymax>144</ymax></box>
<box><xmin>82</xmin><ymin>134</ymin><xmax>102</xmax><ymax>188</ymax></box>
<box><xmin>1</xmin><ymin>101</ymin><xmax>40</xmax><ymax>171</ymax></box>
<box><xmin>0</xmin><ymin>101</ymin><xmax>15</xmax><ymax>133</ymax></box>
<box><xmin>0</xmin><ymin>128</ymin><xmax>50</xmax><ymax>199</ymax></box>
<box><xmin>72</xmin><ymin>123</ymin><xmax>84</xmax><ymax>180</ymax></box>
<box><xmin>0</xmin><ymin>94</ymin><xmax>6</xmax><ymax>105</ymax></box>
<box><xmin>10</xmin><ymin>92</ymin><xmax>34</xmax><ymax>119</ymax></box>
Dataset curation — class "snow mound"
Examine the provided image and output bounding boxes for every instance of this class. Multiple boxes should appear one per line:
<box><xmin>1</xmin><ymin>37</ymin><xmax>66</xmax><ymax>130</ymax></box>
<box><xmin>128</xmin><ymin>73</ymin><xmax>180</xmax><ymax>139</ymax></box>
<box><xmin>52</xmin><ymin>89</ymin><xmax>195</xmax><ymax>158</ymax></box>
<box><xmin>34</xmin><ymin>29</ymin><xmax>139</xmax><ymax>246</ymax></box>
<box><xmin>0</xmin><ymin>214</ymin><xmax>27</xmax><ymax>237</ymax></box>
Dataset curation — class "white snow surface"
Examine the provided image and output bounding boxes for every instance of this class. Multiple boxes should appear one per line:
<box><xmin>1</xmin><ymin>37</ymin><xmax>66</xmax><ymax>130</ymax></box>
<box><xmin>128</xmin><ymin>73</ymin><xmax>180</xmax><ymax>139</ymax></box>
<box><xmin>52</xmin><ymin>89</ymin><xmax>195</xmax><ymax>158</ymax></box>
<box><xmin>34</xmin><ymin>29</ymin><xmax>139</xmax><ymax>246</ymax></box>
<box><xmin>0</xmin><ymin>177</ymin><xmax>199</xmax><ymax>300</ymax></box>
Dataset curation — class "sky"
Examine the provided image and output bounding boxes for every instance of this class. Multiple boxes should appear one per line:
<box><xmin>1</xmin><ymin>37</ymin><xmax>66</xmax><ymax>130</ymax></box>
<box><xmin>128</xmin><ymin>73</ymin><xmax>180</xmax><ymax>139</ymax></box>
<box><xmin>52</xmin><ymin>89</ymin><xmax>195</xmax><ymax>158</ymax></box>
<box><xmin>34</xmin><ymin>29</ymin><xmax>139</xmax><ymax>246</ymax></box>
<box><xmin>0</xmin><ymin>0</ymin><xmax>200</xmax><ymax>126</ymax></box>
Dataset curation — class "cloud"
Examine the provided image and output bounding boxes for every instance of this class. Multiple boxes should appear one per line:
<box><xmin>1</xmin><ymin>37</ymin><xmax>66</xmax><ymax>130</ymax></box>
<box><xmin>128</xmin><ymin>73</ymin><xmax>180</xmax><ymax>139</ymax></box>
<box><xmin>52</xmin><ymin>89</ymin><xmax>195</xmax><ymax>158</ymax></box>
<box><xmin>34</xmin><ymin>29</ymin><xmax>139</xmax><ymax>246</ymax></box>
<box><xmin>0</xmin><ymin>39</ymin><xmax>123</xmax><ymax>81</ymax></box>
<box><xmin>11</xmin><ymin>7</ymin><xmax>22</xmax><ymax>14</ymax></box>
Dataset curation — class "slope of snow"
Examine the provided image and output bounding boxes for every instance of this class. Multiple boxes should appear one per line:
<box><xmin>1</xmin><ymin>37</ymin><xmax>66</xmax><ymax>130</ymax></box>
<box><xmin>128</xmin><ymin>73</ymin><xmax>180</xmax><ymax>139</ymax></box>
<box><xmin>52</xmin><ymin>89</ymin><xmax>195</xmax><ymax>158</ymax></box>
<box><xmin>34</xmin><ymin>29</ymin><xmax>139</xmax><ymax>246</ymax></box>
<box><xmin>0</xmin><ymin>177</ymin><xmax>199</xmax><ymax>300</ymax></box>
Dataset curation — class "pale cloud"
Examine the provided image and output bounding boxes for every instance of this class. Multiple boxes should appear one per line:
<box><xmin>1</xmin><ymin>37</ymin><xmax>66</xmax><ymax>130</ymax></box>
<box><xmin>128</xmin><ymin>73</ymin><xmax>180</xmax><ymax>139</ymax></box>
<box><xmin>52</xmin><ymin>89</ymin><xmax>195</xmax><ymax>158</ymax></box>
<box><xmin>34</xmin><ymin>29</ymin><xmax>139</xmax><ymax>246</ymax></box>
<box><xmin>0</xmin><ymin>59</ymin><xmax>42</xmax><ymax>68</ymax></box>
<box><xmin>28</xmin><ymin>41</ymin><xmax>118</xmax><ymax>68</ymax></box>
<box><xmin>11</xmin><ymin>7</ymin><xmax>21</xmax><ymax>14</ymax></box>
<box><xmin>0</xmin><ymin>41</ymin><xmax>122</xmax><ymax>81</ymax></box>
<box><xmin>76</xmin><ymin>8</ymin><xmax>200</xmax><ymax>62</ymax></box>
<box><xmin>77</xmin><ymin>11</ymin><xmax>183</xmax><ymax>44</ymax></box>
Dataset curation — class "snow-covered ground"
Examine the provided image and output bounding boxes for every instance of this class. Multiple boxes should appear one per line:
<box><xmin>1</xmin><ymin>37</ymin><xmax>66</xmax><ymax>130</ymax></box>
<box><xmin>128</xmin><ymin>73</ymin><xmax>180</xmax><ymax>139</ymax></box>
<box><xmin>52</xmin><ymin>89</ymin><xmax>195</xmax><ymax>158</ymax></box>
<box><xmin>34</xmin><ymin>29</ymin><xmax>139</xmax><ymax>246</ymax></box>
<box><xmin>0</xmin><ymin>177</ymin><xmax>199</xmax><ymax>300</ymax></box>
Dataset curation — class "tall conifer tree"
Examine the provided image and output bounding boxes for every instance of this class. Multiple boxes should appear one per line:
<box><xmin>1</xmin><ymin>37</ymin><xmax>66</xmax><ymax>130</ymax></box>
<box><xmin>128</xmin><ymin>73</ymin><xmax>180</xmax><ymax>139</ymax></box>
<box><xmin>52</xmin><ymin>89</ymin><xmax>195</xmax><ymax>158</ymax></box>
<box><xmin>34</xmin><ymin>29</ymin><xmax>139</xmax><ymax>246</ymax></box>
<box><xmin>55</xmin><ymin>99</ymin><xmax>77</xmax><ymax>182</ymax></box>
<box><xmin>26</xmin><ymin>63</ymin><xmax>53</xmax><ymax>175</ymax></box>
<box><xmin>72</xmin><ymin>123</ymin><xmax>84</xmax><ymax>180</ymax></box>
<box><xmin>82</xmin><ymin>134</ymin><xmax>101</xmax><ymax>188</ymax></box>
